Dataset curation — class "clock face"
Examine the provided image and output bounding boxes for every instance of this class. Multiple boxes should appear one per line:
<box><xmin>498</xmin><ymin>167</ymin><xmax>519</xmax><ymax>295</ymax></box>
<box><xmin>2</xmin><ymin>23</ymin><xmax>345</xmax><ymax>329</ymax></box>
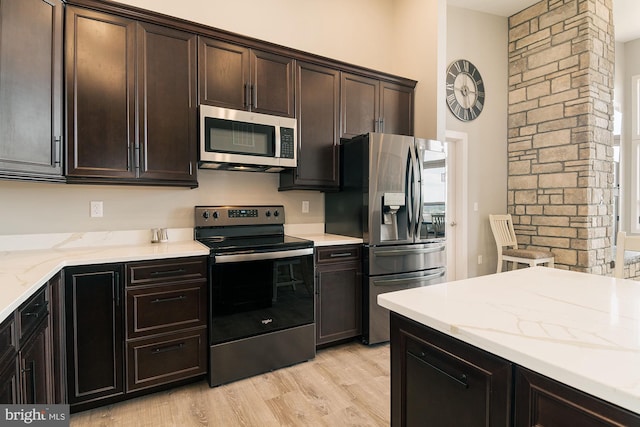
<box><xmin>446</xmin><ymin>59</ymin><xmax>485</xmax><ymax>121</ymax></box>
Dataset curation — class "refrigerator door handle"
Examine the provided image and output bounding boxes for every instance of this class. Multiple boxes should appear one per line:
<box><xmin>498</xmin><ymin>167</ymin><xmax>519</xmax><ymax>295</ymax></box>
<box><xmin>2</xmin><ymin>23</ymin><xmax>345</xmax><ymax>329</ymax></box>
<box><xmin>406</xmin><ymin>148</ymin><xmax>414</xmax><ymax>236</ymax></box>
<box><xmin>414</xmin><ymin>143</ymin><xmax>424</xmax><ymax>239</ymax></box>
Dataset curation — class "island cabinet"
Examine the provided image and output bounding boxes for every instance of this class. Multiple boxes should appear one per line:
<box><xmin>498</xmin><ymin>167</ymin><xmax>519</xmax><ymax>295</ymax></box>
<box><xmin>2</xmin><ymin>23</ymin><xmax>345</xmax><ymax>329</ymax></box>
<box><xmin>315</xmin><ymin>245</ymin><xmax>362</xmax><ymax>347</ymax></box>
<box><xmin>390</xmin><ymin>312</ymin><xmax>512</xmax><ymax>427</ymax></box>
<box><xmin>390</xmin><ymin>312</ymin><xmax>640</xmax><ymax>427</ymax></box>
<box><xmin>341</xmin><ymin>72</ymin><xmax>415</xmax><ymax>139</ymax></box>
<box><xmin>514</xmin><ymin>367</ymin><xmax>640</xmax><ymax>427</ymax></box>
<box><xmin>0</xmin><ymin>0</ymin><xmax>64</xmax><ymax>182</ymax></box>
<box><xmin>0</xmin><ymin>281</ymin><xmax>55</xmax><ymax>405</ymax></box>
<box><xmin>279</xmin><ymin>61</ymin><xmax>340</xmax><ymax>191</ymax></box>
<box><xmin>198</xmin><ymin>37</ymin><xmax>295</xmax><ymax>117</ymax></box>
<box><xmin>64</xmin><ymin>257</ymin><xmax>207</xmax><ymax>412</ymax></box>
<box><xmin>65</xmin><ymin>5</ymin><xmax>198</xmax><ymax>187</ymax></box>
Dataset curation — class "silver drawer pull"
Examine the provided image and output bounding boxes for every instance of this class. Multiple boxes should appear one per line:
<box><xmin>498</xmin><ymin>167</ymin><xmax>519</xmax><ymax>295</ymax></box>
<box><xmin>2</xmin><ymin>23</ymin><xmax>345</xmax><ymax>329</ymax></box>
<box><xmin>150</xmin><ymin>268</ymin><xmax>186</xmax><ymax>276</ymax></box>
<box><xmin>329</xmin><ymin>252</ymin><xmax>352</xmax><ymax>258</ymax></box>
<box><xmin>151</xmin><ymin>343</ymin><xmax>185</xmax><ymax>354</ymax></box>
<box><xmin>151</xmin><ymin>295</ymin><xmax>187</xmax><ymax>304</ymax></box>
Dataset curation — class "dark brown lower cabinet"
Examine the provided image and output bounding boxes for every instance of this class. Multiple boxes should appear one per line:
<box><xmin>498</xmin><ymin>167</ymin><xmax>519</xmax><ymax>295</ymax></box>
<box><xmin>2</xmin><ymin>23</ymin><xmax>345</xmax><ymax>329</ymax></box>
<box><xmin>315</xmin><ymin>245</ymin><xmax>362</xmax><ymax>347</ymax></box>
<box><xmin>0</xmin><ymin>358</ymin><xmax>19</xmax><ymax>403</ymax></box>
<box><xmin>390</xmin><ymin>312</ymin><xmax>512</xmax><ymax>427</ymax></box>
<box><xmin>391</xmin><ymin>312</ymin><xmax>640</xmax><ymax>427</ymax></box>
<box><xmin>19</xmin><ymin>318</ymin><xmax>52</xmax><ymax>404</ymax></box>
<box><xmin>65</xmin><ymin>264</ymin><xmax>125</xmax><ymax>411</ymax></box>
<box><xmin>0</xmin><ymin>313</ymin><xmax>18</xmax><ymax>404</ymax></box>
<box><xmin>64</xmin><ymin>257</ymin><xmax>207</xmax><ymax>412</ymax></box>
<box><xmin>514</xmin><ymin>367</ymin><xmax>640</xmax><ymax>427</ymax></box>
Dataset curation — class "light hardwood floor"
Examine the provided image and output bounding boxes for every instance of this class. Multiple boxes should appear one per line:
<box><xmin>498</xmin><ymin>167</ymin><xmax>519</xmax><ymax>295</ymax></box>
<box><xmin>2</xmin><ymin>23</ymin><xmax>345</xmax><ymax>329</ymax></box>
<box><xmin>70</xmin><ymin>342</ymin><xmax>390</xmax><ymax>427</ymax></box>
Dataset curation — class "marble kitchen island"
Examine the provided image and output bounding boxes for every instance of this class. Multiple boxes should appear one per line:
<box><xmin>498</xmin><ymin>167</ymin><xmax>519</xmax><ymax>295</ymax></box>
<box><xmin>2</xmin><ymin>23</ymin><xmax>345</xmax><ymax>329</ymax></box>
<box><xmin>378</xmin><ymin>267</ymin><xmax>640</xmax><ymax>426</ymax></box>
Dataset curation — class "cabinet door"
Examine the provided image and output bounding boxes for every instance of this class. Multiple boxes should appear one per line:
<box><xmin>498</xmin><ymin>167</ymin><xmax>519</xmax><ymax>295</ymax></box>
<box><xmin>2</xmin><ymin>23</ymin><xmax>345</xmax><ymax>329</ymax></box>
<box><xmin>0</xmin><ymin>0</ymin><xmax>63</xmax><ymax>180</ymax></box>
<box><xmin>65</xmin><ymin>265</ymin><xmax>124</xmax><ymax>407</ymax></box>
<box><xmin>514</xmin><ymin>367</ymin><xmax>640</xmax><ymax>427</ymax></box>
<box><xmin>137</xmin><ymin>22</ymin><xmax>197</xmax><ymax>184</ymax></box>
<box><xmin>65</xmin><ymin>7</ymin><xmax>136</xmax><ymax>179</ymax></box>
<box><xmin>198</xmin><ymin>37</ymin><xmax>249</xmax><ymax>110</ymax></box>
<box><xmin>380</xmin><ymin>82</ymin><xmax>414</xmax><ymax>136</ymax></box>
<box><xmin>251</xmin><ymin>49</ymin><xmax>295</xmax><ymax>117</ymax></box>
<box><xmin>279</xmin><ymin>62</ymin><xmax>339</xmax><ymax>190</ymax></box>
<box><xmin>390</xmin><ymin>313</ymin><xmax>512</xmax><ymax>427</ymax></box>
<box><xmin>19</xmin><ymin>319</ymin><xmax>52</xmax><ymax>404</ymax></box>
<box><xmin>341</xmin><ymin>72</ymin><xmax>379</xmax><ymax>139</ymax></box>
<box><xmin>316</xmin><ymin>259</ymin><xmax>361</xmax><ymax>346</ymax></box>
<box><xmin>0</xmin><ymin>359</ymin><xmax>18</xmax><ymax>404</ymax></box>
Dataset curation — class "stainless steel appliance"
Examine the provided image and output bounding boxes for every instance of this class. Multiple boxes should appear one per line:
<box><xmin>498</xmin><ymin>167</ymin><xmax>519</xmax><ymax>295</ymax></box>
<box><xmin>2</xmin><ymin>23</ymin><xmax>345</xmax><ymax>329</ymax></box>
<box><xmin>325</xmin><ymin>132</ymin><xmax>447</xmax><ymax>344</ymax></box>
<box><xmin>199</xmin><ymin>105</ymin><xmax>297</xmax><ymax>172</ymax></box>
<box><xmin>194</xmin><ymin>205</ymin><xmax>315</xmax><ymax>386</ymax></box>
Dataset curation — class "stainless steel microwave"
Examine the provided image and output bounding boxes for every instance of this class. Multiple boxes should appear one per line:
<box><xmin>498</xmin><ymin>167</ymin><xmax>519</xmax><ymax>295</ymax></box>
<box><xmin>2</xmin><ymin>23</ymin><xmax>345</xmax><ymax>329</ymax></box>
<box><xmin>199</xmin><ymin>105</ymin><xmax>297</xmax><ymax>172</ymax></box>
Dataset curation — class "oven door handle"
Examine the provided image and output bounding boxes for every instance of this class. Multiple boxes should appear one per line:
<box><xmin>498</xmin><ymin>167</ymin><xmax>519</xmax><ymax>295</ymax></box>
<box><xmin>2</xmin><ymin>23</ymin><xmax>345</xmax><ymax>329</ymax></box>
<box><xmin>214</xmin><ymin>247</ymin><xmax>314</xmax><ymax>263</ymax></box>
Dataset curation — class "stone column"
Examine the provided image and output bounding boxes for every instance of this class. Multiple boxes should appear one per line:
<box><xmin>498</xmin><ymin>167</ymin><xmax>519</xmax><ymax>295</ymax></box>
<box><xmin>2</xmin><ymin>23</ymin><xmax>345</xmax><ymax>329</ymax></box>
<box><xmin>507</xmin><ymin>0</ymin><xmax>615</xmax><ymax>273</ymax></box>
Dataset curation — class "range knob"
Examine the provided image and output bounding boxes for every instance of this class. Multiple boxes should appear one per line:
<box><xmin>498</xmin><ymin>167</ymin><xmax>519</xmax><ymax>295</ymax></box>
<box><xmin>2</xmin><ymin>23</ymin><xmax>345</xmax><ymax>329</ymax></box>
<box><xmin>265</xmin><ymin>210</ymin><xmax>271</xmax><ymax>217</ymax></box>
<box><xmin>273</xmin><ymin>210</ymin><xmax>280</xmax><ymax>217</ymax></box>
<box><xmin>202</xmin><ymin>211</ymin><xmax>210</xmax><ymax>219</ymax></box>
<box><xmin>212</xmin><ymin>211</ymin><xmax>219</xmax><ymax>219</ymax></box>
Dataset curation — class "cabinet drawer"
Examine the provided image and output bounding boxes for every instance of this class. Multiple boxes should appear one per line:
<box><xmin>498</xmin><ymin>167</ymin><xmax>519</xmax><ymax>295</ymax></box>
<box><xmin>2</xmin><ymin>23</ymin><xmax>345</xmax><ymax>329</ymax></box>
<box><xmin>126</xmin><ymin>282</ymin><xmax>207</xmax><ymax>339</ymax></box>
<box><xmin>126</xmin><ymin>257</ymin><xmax>207</xmax><ymax>287</ymax></box>
<box><xmin>126</xmin><ymin>328</ymin><xmax>206</xmax><ymax>392</ymax></box>
<box><xmin>17</xmin><ymin>286</ymin><xmax>48</xmax><ymax>344</ymax></box>
<box><xmin>316</xmin><ymin>245</ymin><xmax>361</xmax><ymax>264</ymax></box>
<box><xmin>0</xmin><ymin>315</ymin><xmax>16</xmax><ymax>365</ymax></box>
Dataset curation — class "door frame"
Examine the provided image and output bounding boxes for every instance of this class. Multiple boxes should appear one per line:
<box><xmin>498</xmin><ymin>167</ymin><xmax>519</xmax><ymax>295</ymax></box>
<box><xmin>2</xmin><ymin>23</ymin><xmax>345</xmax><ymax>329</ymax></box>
<box><xmin>445</xmin><ymin>130</ymin><xmax>468</xmax><ymax>281</ymax></box>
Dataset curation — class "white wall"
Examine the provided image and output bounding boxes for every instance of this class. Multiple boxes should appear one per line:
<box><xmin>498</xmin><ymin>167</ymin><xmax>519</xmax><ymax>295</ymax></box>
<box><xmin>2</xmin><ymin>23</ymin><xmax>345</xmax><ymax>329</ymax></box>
<box><xmin>446</xmin><ymin>6</ymin><xmax>508</xmax><ymax>277</ymax></box>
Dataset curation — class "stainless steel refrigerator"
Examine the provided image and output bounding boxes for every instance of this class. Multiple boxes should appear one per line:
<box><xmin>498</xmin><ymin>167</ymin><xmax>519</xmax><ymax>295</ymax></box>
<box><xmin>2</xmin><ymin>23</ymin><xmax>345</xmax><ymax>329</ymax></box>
<box><xmin>325</xmin><ymin>132</ymin><xmax>447</xmax><ymax>345</ymax></box>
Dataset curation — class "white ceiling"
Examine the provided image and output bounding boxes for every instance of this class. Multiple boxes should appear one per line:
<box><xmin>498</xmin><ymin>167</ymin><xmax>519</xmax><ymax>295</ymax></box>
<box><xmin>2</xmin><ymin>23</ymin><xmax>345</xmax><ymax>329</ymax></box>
<box><xmin>447</xmin><ymin>0</ymin><xmax>640</xmax><ymax>43</ymax></box>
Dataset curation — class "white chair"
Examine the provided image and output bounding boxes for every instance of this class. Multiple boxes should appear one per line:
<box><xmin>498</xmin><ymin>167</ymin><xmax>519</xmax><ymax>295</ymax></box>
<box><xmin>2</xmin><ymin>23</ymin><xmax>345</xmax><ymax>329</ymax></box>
<box><xmin>614</xmin><ymin>231</ymin><xmax>640</xmax><ymax>278</ymax></box>
<box><xmin>489</xmin><ymin>214</ymin><xmax>554</xmax><ymax>273</ymax></box>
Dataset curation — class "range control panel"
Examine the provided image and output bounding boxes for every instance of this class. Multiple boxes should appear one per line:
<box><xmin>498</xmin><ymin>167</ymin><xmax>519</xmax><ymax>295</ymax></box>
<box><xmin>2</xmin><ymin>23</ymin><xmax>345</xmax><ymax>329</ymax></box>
<box><xmin>195</xmin><ymin>205</ymin><xmax>285</xmax><ymax>227</ymax></box>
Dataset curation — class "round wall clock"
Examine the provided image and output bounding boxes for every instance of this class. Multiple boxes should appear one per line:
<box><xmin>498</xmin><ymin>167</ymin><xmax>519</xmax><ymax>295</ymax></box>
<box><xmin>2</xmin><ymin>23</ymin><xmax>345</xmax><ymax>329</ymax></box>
<box><xmin>446</xmin><ymin>59</ymin><xmax>485</xmax><ymax>122</ymax></box>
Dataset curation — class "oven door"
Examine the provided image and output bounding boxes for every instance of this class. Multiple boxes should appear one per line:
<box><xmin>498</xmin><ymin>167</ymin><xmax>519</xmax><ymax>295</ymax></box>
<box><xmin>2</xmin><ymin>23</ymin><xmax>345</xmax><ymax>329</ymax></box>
<box><xmin>210</xmin><ymin>248</ymin><xmax>314</xmax><ymax>345</ymax></box>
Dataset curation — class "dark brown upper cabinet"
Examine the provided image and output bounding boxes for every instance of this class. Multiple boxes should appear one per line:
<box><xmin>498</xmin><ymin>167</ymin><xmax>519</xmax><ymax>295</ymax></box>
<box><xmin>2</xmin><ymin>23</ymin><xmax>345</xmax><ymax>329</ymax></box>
<box><xmin>341</xmin><ymin>73</ymin><xmax>414</xmax><ymax>139</ymax></box>
<box><xmin>199</xmin><ymin>37</ymin><xmax>295</xmax><ymax>118</ymax></box>
<box><xmin>279</xmin><ymin>62</ymin><xmax>340</xmax><ymax>191</ymax></box>
<box><xmin>0</xmin><ymin>0</ymin><xmax>63</xmax><ymax>182</ymax></box>
<box><xmin>65</xmin><ymin>6</ymin><xmax>198</xmax><ymax>187</ymax></box>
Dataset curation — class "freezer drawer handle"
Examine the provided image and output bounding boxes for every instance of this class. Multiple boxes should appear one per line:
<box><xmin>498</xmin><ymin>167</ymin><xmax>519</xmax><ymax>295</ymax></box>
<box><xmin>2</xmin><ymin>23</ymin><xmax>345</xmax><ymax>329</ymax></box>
<box><xmin>375</xmin><ymin>246</ymin><xmax>445</xmax><ymax>257</ymax></box>
<box><xmin>372</xmin><ymin>270</ymin><xmax>445</xmax><ymax>287</ymax></box>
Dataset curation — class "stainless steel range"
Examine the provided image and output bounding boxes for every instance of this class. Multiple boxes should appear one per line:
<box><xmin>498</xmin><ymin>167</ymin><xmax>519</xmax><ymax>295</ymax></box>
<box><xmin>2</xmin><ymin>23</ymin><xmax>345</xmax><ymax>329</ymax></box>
<box><xmin>194</xmin><ymin>205</ymin><xmax>315</xmax><ymax>387</ymax></box>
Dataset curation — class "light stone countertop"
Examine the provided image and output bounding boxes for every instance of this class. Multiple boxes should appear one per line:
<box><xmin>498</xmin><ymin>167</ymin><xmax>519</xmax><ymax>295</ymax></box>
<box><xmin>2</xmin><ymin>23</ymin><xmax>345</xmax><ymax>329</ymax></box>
<box><xmin>0</xmin><ymin>225</ymin><xmax>363</xmax><ymax>324</ymax></box>
<box><xmin>377</xmin><ymin>267</ymin><xmax>640</xmax><ymax>414</ymax></box>
<box><xmin>0</xmin><ymin>229</ymin><xmax>209</xmax><ymax>324</ymax></box>
<box><xmin>285</xmin><ymin>223</ymin><xmax>363</xmax><ymax>246</ymax></box>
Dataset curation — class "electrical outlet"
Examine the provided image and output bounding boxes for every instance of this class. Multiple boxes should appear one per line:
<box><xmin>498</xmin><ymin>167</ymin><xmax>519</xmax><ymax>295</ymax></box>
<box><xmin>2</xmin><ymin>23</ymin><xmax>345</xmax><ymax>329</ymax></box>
<box><xmin>478</xmin><ymin>255</ymin><xmax>483</xmax><ymax>264</ymax></box>
<box><xmin>302</xmin><ymin>200</ymin><xmax>309</xmax><ymax>213</ymax></box>
<box><xmin>90</xmin><ymin>201</ymin><xmax>103</xmax><ymax>218</ymax></box>
<box><xmin>473</xmin><ymin>202</ymin><xmax>479</xmax><ymax>212</ymax></box>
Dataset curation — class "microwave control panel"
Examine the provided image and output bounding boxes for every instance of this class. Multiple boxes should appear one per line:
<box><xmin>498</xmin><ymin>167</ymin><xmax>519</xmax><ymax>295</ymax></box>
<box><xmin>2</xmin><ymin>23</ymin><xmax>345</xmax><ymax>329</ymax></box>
<box><xmin>280</xmin><ymin>128</ymin><xmax>295</xmax><ymax>159</ymax></box>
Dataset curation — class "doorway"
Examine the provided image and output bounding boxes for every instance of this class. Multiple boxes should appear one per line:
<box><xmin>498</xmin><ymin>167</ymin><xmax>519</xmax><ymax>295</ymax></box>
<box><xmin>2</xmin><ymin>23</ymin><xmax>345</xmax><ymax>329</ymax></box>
<box><xmin>445</xmin><ymin>130</ymin><xmax>468</xmax><ymax>281</ymax></box>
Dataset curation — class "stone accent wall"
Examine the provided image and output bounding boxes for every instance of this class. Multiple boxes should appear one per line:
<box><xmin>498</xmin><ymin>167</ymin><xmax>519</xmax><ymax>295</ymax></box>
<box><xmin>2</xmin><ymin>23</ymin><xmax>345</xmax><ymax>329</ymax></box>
<box><xmin>507</xmin><ymin>0</ymin><xmax>615</xmax><ymax>273</ymax></box>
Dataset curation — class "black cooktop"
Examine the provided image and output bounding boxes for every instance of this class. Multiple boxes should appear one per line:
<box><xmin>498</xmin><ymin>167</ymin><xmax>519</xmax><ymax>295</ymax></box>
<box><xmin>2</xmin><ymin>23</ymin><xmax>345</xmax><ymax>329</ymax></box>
<box><xmin>197</xmin><ymin>232</ymin><xmax>313</xmax><ymax>254</ymax></box>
